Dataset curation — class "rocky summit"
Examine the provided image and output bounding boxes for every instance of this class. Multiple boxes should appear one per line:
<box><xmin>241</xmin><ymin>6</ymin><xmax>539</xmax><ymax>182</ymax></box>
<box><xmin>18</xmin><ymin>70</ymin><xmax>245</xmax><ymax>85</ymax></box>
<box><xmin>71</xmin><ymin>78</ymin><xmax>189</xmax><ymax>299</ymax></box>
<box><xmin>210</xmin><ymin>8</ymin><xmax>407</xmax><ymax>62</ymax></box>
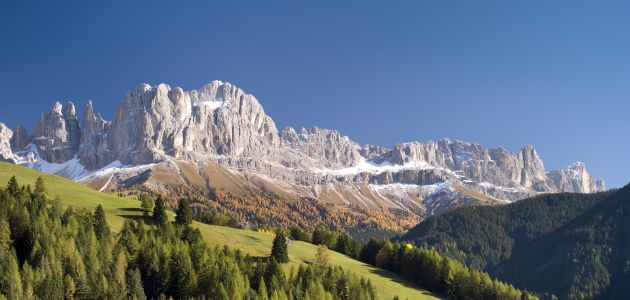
<box><xmin>0</xmin><ymin>80</ymin><xmax>605</xmax><ymax>219</ymax></box>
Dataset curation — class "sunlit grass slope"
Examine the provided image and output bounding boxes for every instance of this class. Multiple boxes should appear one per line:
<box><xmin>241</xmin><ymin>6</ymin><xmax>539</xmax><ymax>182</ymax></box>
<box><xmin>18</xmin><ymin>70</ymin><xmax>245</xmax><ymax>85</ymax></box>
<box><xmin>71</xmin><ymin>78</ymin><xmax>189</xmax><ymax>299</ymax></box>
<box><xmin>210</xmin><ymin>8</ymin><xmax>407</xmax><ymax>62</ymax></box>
<box><xmin>0</xmin><ymin>162</ymin><xmax>438</xmax><ymax>300</ymax></box>
<box><xmin>0</xmin><ymin>162</ymin><xmax>142</xmax><ymax>230</ymax></box>
<box><xmin>196</xmin><ymin>223</ymin><xmax>438</xmax><ymax>300</ymax></box>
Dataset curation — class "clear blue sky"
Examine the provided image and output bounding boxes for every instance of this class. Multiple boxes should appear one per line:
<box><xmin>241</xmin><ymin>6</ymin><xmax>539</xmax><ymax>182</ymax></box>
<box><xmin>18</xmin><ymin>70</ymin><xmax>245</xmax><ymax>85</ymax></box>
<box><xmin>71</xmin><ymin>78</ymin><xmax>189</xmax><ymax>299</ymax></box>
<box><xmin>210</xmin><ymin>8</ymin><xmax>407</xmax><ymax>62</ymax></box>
<box><xmin>0</xmin><ymin>1</ymin><xmax>628</xmax><ymax>188</ymax></box>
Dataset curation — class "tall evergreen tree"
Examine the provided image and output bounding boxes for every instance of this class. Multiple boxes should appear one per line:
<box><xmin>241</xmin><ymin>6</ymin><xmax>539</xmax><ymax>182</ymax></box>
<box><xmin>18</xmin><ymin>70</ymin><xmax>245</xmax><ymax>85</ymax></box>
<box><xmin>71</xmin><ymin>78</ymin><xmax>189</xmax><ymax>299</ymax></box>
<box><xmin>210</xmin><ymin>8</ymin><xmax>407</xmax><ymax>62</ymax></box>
<box><xmin>152</xmin><ymin>195</ymin><xmax>168</xmax><ymax>225</ymax></box>
<box><xmin>0</xmin><ymin>251</ymin><xmax>23</xmax><ymax>299</ymax></box>
<box><xmin>140</xmin><ymin>194</ymin><xmax>154</xmax><ymax>217</ymax></box>
<box><xmin>64</xmin><ymin>275</ymin><xmax>76</xmax><ymax>300</ymax></box>
<box><xmin>169</xmin><ymin>245</ymin><xmax>196</xmax><ymax>299</ymax></box>
<box><xmin>315</xmin><ymin>245</ymin><xmax>330</xmax><ymax>265</ymax></box>
<box><xmin>6</xmin><ymin>176</ymin><xmax>19</xmax><ymax>197</ymax></box>
<box><xmin>271</xmin><ymin>231</ymin><xmax>289</xmax><ymax>263</ymax></box>
<box><xmin>34</xmin><ymin>177</ymin><xmax>46</xmax><ymax>197</ymax></box>
<box><xmin>93</xmin><ymin>205</ymin><xmax>110</xmax><ymax>240</ymax></box>
<box><xmin>0</xmin><ymin>220</ymin><xmax>11</xmax><ymax>252</ymax></box>
<box><xmin>126</xmin><ymin>268</ymin><xmax>146</xmax><ymax>300</ymax></box>
<box><xmin>175</xmin><ymin>198</ymin><xmax>192</xmax><ymax>226</ymax></box>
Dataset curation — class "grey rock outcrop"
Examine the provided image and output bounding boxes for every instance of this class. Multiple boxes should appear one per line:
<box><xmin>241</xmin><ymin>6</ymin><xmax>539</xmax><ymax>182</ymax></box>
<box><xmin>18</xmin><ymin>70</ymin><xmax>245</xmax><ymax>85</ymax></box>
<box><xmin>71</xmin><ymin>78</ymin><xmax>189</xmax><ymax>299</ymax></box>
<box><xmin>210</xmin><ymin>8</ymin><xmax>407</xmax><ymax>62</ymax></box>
<box><xmin>10</xmin><ymin>125</ymin><xmax>30</xmax><ymax>150</ymax></box>
<box><xmin>79</xmin><ymin>101</ymin><xmax>112</xmax><ymax>170</ymax></box>
<box><xmin>109</xmin><ymin>81</ymin><xmax>279</xmax><ymax>167</ymax></box>
<box><xmin>280</xmin><ymin>126</ymin><xmax>362</xmax><ymax>168</ymax></box>
<box><xmin>547</xmin><ymin>162</ymin><xmax>605</xmax><ymax>193</ymax></box>
<box><xmin>32</xmin><ymin>101</ymin><xmax>81</xmax><ymax>163</ymax></box>
<box><xmin>0</xmin><ymin>123</ymin><xmax>15</xmax><ymax>162</ymax></box>
<box><xmin>360</xmin><ymin>144</ymin><xmax>388</xmax><ymax>160</ymax></box>
<box><xmin>376</xmin><ymin>140</ymin><xmax>576</xmax><ymax>193</ymax></box>
<box><xmin>63</xmin><ymin>102</ymin><xmax>81</xmax><ymax>152</ymax></box>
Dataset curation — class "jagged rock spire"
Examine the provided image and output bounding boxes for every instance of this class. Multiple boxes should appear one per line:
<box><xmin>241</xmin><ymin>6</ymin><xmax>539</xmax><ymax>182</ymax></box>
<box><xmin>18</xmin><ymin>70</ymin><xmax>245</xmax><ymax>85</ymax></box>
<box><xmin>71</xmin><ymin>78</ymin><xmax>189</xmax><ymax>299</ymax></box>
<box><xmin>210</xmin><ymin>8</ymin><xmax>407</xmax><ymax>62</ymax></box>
<box><xmin>0</xmin><ymin>122</ymin><xmax>15</xmax><ymax>163</ymax></box>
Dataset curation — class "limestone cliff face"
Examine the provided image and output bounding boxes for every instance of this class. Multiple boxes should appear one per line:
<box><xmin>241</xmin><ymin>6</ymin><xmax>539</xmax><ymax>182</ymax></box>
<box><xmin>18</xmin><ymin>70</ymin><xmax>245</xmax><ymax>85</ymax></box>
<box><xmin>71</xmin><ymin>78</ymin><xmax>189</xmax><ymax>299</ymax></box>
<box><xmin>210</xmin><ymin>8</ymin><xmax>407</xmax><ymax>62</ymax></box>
<box><xmin>547</xmin><ymin>162</ymin><xmax>606</xmax><ymax>193</ymax></box>
<box><xmin>4</xmin><ymin>80</ymin><xmax>606</xmax><ymax>218</ymax></box>
<box><xmin>109</xmin><ymin>81</ymin><xmax>280</xmax><ymax>166</ymax></box>
<box><xmin>379</xmin><ymin>141</ymin><xmax>557</xmax><ymax>192</ymax></box>
<box><xmin>10</xmin><ymin>125</ymin><xmax>29</xmax><ymax>150</ymax></box>
<box><xmin>280</xmin><ymin>126</ymin><xmax>363</xmax><ymax>169</ymax></box>
<box><xmin>32</xmin><ymin>102</ymin><xmax>81</xmax><ymax>163</ymax></box>
<box><xmin>79</xmin><ymin>101</ymin><xmax>112</xmax><ymax>170</ymax></box>
<box><xmin>0</xmin><ymin>123</ymin><xmax>15</xmax><ymax>163</ymax></box>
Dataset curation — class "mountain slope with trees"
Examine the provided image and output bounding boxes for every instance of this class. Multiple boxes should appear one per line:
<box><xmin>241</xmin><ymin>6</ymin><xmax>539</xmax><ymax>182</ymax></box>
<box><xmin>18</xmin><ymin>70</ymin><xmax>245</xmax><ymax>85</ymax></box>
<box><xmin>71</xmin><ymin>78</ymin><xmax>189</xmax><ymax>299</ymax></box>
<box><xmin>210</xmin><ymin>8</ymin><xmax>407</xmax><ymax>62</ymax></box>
<box><xmin>0</xmin><ymin>176</ymin><xmax>378</xmax><ymax>299</ymax></box>
<box><xmin>401</xmin><ymin>191</ymin><xmax>612</xmax><ymax>270</ymax></box>
<box><xmin>494</xmin><ymin>184</ymin><xmax>630</xmax><ymax>299</ymax></box>
<box><xmin>401</xmin><ymin>186</ymin><xmax>630</xmax><ymax>299</ymax></box>
<box><xmin>0</xmin><ymin>162</ymin><xmax>438</xmax><ymax>300</ymax></box>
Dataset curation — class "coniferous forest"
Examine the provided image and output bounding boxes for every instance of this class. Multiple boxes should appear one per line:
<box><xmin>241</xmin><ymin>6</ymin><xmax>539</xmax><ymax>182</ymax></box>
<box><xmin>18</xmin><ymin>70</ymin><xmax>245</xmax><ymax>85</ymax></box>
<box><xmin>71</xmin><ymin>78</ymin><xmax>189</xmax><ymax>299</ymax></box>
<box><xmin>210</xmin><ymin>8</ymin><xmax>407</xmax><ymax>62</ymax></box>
<box><xmin>400</xmin><ymin>185</ymin><xmax>630</xmax><ymax>299</ymax></box>
<box><xmin>0</xmin><ymin>176</ymin><xmax>376</xmax><ymax>300</ymax></box>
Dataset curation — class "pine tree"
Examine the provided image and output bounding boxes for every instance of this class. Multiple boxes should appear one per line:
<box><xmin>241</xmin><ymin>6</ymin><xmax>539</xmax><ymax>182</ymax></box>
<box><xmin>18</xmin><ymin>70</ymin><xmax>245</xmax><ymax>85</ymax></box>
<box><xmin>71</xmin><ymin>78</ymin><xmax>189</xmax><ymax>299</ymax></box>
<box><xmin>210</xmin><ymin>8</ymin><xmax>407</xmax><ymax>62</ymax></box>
<box><xmin>315</xmin><ymin>245</ymin><xmax>330</xmax><ymax>266</ymax></box>
<box><xmin>112</xmin><ymin>251</ymin><xmax>128</xmax><ymax>298</ymax></box>
<box><xmin>375</xmin><ymin>240</ymin><xmax>393</xmax><ymax>268</ymax></box>
<box><xmin>0</xmin><ymin>220</ymin><xmax>11</xmax><ymax>252</ymax></box>
<box><xmin>258</xmin><ymin>278</ymin><xmax>269</xmax><ymax>300</ymax></box>
<box><xmin>140</xmin><ymin>194</ymin><xmax>154</xmax><ymax>217</ymax></box>
<box><xmin>34</xmin><ymin>177</ymin><xmax>46</xmax><ymax>197</ymax></box>
<box><xmin>264</xmin><ymin>258</ymin><xmax>285</xmax><ymax>291</ymax></box>
<box><xmin>6</xmin><ymin>176</ymin><xmax>19</xmax><ymax>197</ymax></box>
<box><xmin>64</xmin><ymin>275</ymin><xmax>76</xmax><ymax>300</ymax></box>
<box><xmin>93</xmin><ymin>205</ymin><xmax>110</xmax><ymax>240</ymax></box>
<box><xmin>175</xmin><ymin>198</ymin><xmax>192</xmax><ymax>226</ymax></box>
<box><xmin>169</xmin><ymin>245</ymin><xmax>195</xmax><ymax>299</ymax></box>
<box><xmin>153</xmin><ymin>195</ymin><xmax>168</xmax><ymax>225</ymax></box>
<box><xmin>20</xmin><ymin>262</ymin><xmax>35</xmax><ymax>300</ymax></box>
<box><xmin>271</xmin><ymin>231</ymin><xmax>289</xmax><ymax>263</ymax></box>
<box><xmin>1</xmin><ymin>251</ymin><xmax>24</xmax><ymax>299</ymax></box>
<box><xmin>126</xmin><ymin>268</ymin><xmax>146</xmax><ymax>300</ymax></box>
<box><xmin>218</xmin><ymin>283</ymin><xmax>230</xmax><ymax>300</ymax></box>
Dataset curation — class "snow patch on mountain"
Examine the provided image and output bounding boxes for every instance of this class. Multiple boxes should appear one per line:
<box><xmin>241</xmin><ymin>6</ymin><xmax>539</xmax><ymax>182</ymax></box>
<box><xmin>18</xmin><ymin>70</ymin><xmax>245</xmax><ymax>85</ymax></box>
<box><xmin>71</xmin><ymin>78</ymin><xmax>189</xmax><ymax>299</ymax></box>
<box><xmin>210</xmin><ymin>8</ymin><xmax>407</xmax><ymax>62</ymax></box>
<box><xmin>21</xmin><ymin>145</ymin><xmax>90</xmax><ymax>180</ymax></box>
<box><xmin>17</xmin><ymin>144</ymin><xmax>155</xmax><ymax>183</ymax></box>
<box><xmin>314</xmin><ymin>158</ymin><xmax>434</xmax><ymax>176</ymax></box>
<box><xmin>79</xmin><ymin>161</ymin><xmax>155</xmax><ymax>181</ymax></box>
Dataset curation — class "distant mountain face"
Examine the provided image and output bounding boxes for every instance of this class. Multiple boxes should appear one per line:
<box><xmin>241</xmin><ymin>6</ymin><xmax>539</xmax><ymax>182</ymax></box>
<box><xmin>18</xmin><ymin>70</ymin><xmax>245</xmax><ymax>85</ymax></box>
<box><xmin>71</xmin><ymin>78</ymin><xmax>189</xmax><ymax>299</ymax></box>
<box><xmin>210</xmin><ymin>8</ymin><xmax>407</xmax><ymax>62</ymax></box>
<box><xmin>400</xmin><ymin>185</ymin><xmax>630</xmax><ymax>299</ymax></box>
<box><xmin>0</xmin><ymin>81</ymin><xmax>605</xmax><ymax>223</ymax></box>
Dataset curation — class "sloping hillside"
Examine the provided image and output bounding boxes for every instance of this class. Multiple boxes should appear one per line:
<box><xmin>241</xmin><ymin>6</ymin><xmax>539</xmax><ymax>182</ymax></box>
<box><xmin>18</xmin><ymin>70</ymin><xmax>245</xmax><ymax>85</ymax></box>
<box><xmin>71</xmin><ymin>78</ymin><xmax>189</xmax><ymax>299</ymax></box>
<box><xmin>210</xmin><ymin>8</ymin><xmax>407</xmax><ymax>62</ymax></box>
<box><xmin>401</xmin><ymin>190</ymin><xmax>612</xmax><ymax>270</ymax></box>
<box><xmin>0</xmin><ymin>162</ymin><xmax>143</xmax><ymax>231</ymax></box>
<box><xmin>0</xmin><ymin>162</ymin><xmax>437</xmax><ymax>300</ymax></box>
<box><xmin>494</xmin><ymin>185</ymin><xmax>630</xmax><ymax>299</ymax></box>
<box><xmin>401</xmin><ymin>186</ymin><xmax>630</xmax><ymax>299</ymax></box>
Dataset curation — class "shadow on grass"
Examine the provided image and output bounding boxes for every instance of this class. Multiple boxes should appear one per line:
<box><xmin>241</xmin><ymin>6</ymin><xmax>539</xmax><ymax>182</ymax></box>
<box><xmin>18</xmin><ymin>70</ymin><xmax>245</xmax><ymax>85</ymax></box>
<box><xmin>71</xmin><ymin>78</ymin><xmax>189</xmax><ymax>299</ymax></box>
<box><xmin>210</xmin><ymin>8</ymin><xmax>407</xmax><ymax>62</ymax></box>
<box><xmin>118</xmin><ymin>207</ymin><xmax>144</xmax><ymax>212</ymax></box>
<box><xmin>366</xmin><ymin>267</ymin><xmax>442</xmax><ymax>298</ymax></box>
<box><xmin>246</xmin><ymin>256</ymin><xmax>272</xmax><ymax>263</ymax></box>
<box><xmin>118</xmin><ymin>214</ymin><xmax>153</xmax><ymax>224</ymax></box>
<box><xmin>246</xmin><ymin>235</ymin><xmax>265</xmax><ymax>242</ymax></box>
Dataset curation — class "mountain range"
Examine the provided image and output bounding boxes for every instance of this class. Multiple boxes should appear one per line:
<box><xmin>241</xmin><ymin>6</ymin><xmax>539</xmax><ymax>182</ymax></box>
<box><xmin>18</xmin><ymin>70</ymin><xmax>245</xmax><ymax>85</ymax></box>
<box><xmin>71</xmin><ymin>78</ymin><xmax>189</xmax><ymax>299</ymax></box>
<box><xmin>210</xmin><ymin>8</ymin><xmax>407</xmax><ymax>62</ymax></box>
<box><xmin>0</xmin><ymin>80</ymin><xmax>605</xmax><ymax>232</ymax></box>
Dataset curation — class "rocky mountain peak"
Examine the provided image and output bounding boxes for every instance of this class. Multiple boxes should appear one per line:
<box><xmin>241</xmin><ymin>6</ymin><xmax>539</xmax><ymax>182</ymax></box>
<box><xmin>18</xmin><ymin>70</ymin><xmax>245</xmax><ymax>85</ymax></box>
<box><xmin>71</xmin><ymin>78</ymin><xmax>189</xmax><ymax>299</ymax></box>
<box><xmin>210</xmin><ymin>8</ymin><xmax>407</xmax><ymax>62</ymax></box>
<box><xmin>32</xmin><ymin>101</ymin><xmax>76</xmax><ymax>162</ymax></box>
<box><xmin>568</xmin><ymin>161</ymin><xmax>586</xmax><ymax>172</ymax></box>
<box><xmin>547</xmin><ymin>161</ymin><xmax>604</xmax><ymax>193</ymax></box>
<box><xmin>52</xmin><ymin>101</ymin><xmax>63</xmax><ymax>115</ymax></box>
<box><xmin>109</xmin><ymin>81</ymin><xmax>280</xmax><ymax>166</ymax></box>
<box><xmin>63</xmin><ymin>101</ymin><xmax>77</xmax><ymax>119</ymax></box>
